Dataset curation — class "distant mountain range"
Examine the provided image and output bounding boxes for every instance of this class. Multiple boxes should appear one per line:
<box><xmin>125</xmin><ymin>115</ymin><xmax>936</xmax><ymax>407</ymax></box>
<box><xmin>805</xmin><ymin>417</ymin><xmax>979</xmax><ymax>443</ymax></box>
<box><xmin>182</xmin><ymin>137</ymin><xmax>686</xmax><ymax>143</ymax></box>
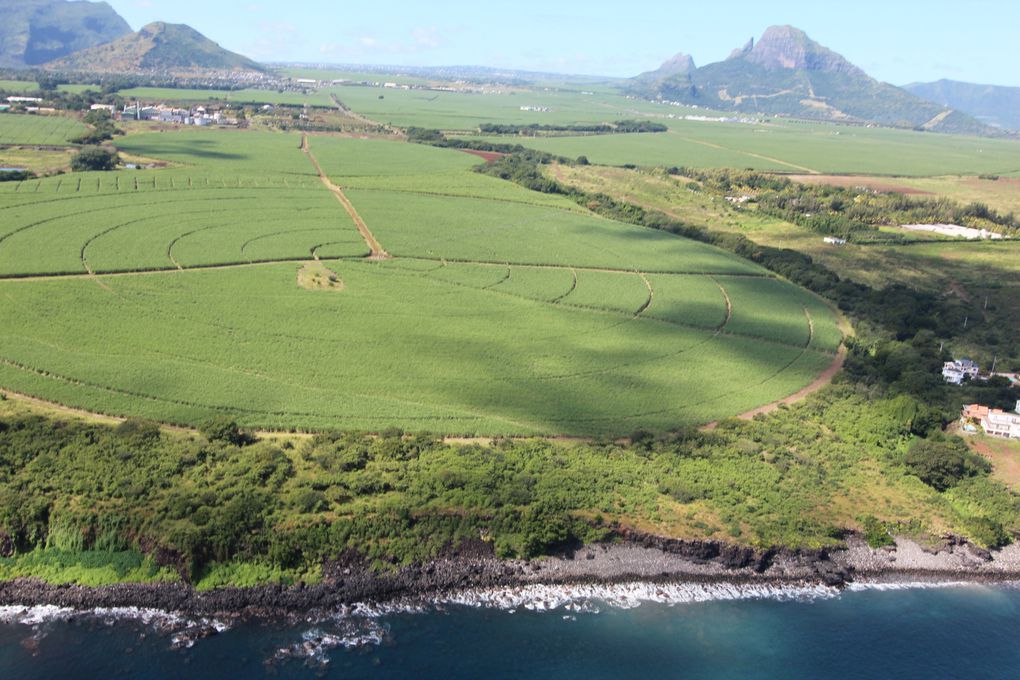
<box><xmin>628</xmin><ymin>26</ymin><xmax>1003</xmax><ymax>137</ymax></box>
<box><xmin>2</xmin><ymin>2</ymin><xmax>1019</xmax><ymax>137</ymax></box>
<box><xmin>0</xmin><ymin>0</ymin><xmax>130</xmax><ymax>68</ymax></box>
<box><xmin>48</xmin><ymin>21</ymin><xmax>264</xmax><ymax>74</ymax></box>
<box><xmin>904</xmin><ymin>80</ymin><xmax>1020</xmax><ymax>132</ymax></box>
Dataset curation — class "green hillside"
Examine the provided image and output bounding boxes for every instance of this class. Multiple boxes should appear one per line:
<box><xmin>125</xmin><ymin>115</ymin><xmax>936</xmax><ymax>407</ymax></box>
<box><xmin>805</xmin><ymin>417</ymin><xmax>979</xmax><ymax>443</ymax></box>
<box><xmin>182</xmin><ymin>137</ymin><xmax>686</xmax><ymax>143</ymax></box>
<box><xmin>0</xmin><ymin>0</ymin><xmax>130</xmax><ymax>68</ymax></box>
<box><xmin>47</xmin><ymin>21</ymin><xmax>264</xmax><ymax>73</ymax></box>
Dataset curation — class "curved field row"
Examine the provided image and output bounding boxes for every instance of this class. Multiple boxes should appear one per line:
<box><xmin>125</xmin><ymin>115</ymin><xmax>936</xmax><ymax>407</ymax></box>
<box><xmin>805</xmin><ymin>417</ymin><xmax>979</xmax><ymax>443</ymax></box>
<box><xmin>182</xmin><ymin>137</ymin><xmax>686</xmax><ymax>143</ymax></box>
<box><xmin>376</xmin><ymin>258</ymin><xmax>838</xmax><ymax>352</ymax></box>
<box><xmin>0</xmin><ymin>130</ymin><xmax>845</xmax><ymax>435</ymax></box>
<box><xmin>0</xmin><ymin>262</ymin><xmax>837</xmax><ymax>435</ymax></box>
<box><xmin>414</xmin><ymin>260</ymin><xmax>836</xmax><ymax>350</ymax></box>
<box><xmin>0</xmin><ymin>186</ymin><xmax>361</xmax><ymax>276</ymax></box>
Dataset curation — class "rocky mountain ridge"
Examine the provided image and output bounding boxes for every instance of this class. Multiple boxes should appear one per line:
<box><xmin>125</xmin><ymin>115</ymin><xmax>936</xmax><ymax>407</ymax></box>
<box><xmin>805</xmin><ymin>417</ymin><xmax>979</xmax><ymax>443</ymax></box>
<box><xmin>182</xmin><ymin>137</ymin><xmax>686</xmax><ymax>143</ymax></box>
<box><xmin>629</xmin><ymin>25</ymin><xmax>1003</xmax><ymax>137</ymax></box>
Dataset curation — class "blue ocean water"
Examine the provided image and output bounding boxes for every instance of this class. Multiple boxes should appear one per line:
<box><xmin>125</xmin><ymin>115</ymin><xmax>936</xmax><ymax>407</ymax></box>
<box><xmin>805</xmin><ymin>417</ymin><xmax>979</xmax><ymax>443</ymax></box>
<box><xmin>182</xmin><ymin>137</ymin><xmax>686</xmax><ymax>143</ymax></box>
<box><xmin>2</xmin><ymin>582</ymin><xmax>1020</xmax><ymax>679</ymax></box>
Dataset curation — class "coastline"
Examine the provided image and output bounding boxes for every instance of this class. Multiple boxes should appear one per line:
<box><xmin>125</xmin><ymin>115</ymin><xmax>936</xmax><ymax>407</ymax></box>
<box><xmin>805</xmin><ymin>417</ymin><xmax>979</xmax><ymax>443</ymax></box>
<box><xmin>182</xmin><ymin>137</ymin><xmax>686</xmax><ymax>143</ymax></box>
<box><xmin>2</xmin><ymin>535</ymin><xmax>1019</xmax><ymax>621</ymax></box>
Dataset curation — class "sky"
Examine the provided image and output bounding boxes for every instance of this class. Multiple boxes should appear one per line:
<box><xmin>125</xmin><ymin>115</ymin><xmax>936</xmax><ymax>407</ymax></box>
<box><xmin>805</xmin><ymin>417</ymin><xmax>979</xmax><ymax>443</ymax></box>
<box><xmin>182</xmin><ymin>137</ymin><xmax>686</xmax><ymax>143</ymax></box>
<box><xmin>107</xmin><ymin>0</ymin><xmax>1020</xmax><ymax>86</ymax></box>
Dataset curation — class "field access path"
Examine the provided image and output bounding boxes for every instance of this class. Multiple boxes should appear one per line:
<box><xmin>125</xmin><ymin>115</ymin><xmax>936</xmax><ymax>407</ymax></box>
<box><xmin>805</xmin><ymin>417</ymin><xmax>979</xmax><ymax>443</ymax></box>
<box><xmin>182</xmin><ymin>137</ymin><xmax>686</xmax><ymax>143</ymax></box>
<box><xmin>702</xmin><ymin>309</ymin><xmax>852</xmax><ymax>429</ymax></box>
<box><xmin>301</xmin><ymin>134</ymin><xmax>390</xmax><ymax>259</ymax></box>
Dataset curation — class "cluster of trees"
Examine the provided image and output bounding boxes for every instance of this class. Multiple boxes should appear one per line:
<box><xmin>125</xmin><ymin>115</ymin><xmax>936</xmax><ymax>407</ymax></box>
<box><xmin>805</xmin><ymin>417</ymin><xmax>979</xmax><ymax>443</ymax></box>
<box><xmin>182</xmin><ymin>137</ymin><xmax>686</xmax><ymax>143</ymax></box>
<box><xmin>0</xmin><ymin>170</ymin><xmax>34</xmax><ymax>183</ymax></box>
<box><xmin>478</xmin><ymin>120</ymin><xmax>667</xmax><ymax>136</ymax></box>
<box><xmin>675</xmin><ymin>168</ymin><xmax>1020</xmax><ymax>239</ymax></box>
<box><xmin>71</xmin><ymin>109</ymin><xmax>122</xmax><ymax>145</ymax></box>
<box><xmin>405</xmin><ymin>127</ymin><xmax>535</xmax><ymax>155</ymax></box>
<box><xmin>70</xmin><ymin>147</ymin><xmax>118</xmax><ymax>172</ymax></box>
<box><xmin>2</xmin><ymin>371</ymin><xmax>1017</xmax><ymax>586</ymax></box>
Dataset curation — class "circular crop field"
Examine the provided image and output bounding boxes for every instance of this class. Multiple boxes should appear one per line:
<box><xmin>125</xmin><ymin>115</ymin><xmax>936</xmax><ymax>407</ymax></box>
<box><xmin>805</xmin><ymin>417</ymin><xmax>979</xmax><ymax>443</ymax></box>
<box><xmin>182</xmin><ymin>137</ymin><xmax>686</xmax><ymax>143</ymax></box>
<box><xmin>0</xmin><ymin>131</ymin><xmax>844</xmax><ymax>436</ymax></box>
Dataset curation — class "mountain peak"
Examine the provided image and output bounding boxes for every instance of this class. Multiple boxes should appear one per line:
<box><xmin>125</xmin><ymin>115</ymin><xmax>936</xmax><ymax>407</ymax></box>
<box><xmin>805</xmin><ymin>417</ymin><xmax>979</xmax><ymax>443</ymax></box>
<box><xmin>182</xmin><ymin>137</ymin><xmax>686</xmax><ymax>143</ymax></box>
<box><xmin>47</xmin><ymin>20</ymin><xmax>263</xmax><ymax>73</ymax></box>
<box><xmin>727</xmin><ymin>37</ymin><xmax>754</xmax><ymax>60</ymax></box>
<box><xmin>740</xmin><ymin>25</ymin><xmax>862</xmax><ymax>75</ymax></box>
<box><xmin>658</xmin><ymin>52</ymin><xmax>696</xmax><ymax>76</ymax></box>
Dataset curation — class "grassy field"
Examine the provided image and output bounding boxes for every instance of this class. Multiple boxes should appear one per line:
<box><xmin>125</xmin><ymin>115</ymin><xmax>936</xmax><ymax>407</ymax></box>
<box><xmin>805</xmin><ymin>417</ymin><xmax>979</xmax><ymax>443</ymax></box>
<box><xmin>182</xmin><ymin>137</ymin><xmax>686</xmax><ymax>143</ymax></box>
<box><xmin>0</xmin><ymin>131</ymin><xmax>356</xmax><ymax>276</ymax></box>
<box><xmin>0</xmin><ymin>113</ymin><xmax>88</xmax><ymax>145</ymax></box>
<box><xmin>0</xmin><ymin>80</ymin><xmax>38</xmax><ymax>93</ymax></box>
<box><xmin>0</xmin><ymin>146</ymin><xmax>74</xmax><ymax>173</ymax></box>
<box><xmin>328</xmin><ymin>83</ymin><xmax>673</xmax><ymax>130</ymax></box>
<box><xmin>470</xmin><ymin>118</ymin><xmax>1020</xmax><ymax>176</ymax></box>
<box><xmin>0</xmin><ymin>128</ymin><xmax>842</xmax><ymax>435</ymax></box>
<box><xmin>550</xmin><ymin>162</ymin><xmax>1020</xmax><ymax>370</ymax></box>
<box><xmin>116</xmin><ymin>87</ymin><xmax>334</xmax><ymax>107</ymax></box>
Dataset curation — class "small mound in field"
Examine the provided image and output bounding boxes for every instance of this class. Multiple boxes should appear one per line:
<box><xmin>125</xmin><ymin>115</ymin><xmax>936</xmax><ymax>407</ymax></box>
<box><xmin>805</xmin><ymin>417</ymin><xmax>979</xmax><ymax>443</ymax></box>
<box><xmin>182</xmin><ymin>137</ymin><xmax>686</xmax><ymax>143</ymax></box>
<box><xmin>298</xmin><ymin>261</ymin><xmax>345</xmax><ymax>291</ymax></box>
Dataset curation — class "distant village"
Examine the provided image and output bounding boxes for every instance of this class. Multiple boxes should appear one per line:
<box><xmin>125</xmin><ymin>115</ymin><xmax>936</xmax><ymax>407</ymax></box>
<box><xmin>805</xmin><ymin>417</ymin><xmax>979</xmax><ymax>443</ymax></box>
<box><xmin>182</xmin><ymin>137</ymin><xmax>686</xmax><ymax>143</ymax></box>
<box><xmin>91</xmin><ymin>102</ymin><xmax>240</xmax><ymax>127</ymax></box>
<box><xmin>944</xmin><ymin>358</ymin><xmax>1020</xmax><ymax>440</ymax></box>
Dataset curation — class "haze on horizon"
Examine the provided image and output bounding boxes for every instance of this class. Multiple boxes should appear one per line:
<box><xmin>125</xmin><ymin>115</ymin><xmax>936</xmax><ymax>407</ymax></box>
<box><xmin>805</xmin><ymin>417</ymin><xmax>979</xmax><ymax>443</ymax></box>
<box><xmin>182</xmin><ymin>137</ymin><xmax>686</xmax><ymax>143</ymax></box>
<box><xmin>107</xmin><ymin>0</ymin><xmax>1019</xmax><ymax>87</ymax></box>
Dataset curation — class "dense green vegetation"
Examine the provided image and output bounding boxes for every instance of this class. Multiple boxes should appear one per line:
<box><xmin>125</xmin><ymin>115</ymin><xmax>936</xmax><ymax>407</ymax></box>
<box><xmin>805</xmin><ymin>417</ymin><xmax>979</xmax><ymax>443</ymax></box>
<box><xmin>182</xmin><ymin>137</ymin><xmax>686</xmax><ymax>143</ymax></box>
<box><xmin>1</xmin><ymin>375</ymin><xmax>1017</xmax><ymax>586</ymax></box>
<box><xmin>69</xmin><ymin>146</ymin><xmax>118</xmax><ymax>172</ymax></box>
<box><xmin>69</xmin><ymin>108</ymin><xmax>122</xmax><ymax>145</ymax></box>
<box><xmin>478</xmin><ymin>120</ymin><xmax>667</xmax><ymax>135</ymax></box>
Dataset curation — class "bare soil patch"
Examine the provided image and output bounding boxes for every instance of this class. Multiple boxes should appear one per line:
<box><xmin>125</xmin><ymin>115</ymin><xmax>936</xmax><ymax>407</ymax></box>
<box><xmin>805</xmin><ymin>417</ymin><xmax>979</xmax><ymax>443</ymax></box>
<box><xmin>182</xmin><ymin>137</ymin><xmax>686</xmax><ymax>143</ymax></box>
<box><xmin>969</xmin><ymin>434</ymin><xmax>1020</xmax><ymax>490</ymax></box>
<box><xmin>461</xmin><ymin>149</ymin><xmax>504</xmax><ymax>163</ymax></box>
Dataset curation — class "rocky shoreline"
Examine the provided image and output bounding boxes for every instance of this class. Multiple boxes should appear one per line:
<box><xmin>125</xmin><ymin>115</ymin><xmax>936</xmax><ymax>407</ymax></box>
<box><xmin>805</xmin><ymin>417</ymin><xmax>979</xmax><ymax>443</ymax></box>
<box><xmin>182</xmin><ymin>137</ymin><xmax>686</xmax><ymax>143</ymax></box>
<box><xmin>2</xmin><ymin>535</ymin><xmax>1019</xmax><ymax>621</ymax></box>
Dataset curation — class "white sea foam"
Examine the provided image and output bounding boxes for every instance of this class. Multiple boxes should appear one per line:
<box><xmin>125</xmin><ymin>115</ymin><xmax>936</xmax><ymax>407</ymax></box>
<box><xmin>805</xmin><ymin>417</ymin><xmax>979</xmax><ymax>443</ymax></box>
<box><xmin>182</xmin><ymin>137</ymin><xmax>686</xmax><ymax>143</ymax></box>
<box><xmin>270</xmin><ymin>620</ymin><xmax>387</xmax><ymax>667</ymax></box>
<box><xmin>333</xmin><ymin>578</ymin><xmax>1019</xmax><ymax>620</ymax></box>
<box><xmin>0</xmin><ymin>604</ymin><xmax>230</xmax><ymax>651</ymax></box>
<box><xmin>430</xmin><ymin>581</ymin><xmax>841</xmax><ymax>612</ymax></box>
<box><xmin>0</xmin><ymin>604</ymin><xmax>77</xmax><ymax>626</ymax></box>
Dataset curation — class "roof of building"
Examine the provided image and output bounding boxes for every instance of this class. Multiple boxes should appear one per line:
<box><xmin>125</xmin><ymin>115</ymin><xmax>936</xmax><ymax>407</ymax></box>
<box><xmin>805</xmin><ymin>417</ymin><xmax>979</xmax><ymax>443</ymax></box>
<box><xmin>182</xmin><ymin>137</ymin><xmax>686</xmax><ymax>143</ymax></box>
<box><xmin>963</xmin><ymin>404</ymin><xmax>990</xmax><ymax>419</ymax></box>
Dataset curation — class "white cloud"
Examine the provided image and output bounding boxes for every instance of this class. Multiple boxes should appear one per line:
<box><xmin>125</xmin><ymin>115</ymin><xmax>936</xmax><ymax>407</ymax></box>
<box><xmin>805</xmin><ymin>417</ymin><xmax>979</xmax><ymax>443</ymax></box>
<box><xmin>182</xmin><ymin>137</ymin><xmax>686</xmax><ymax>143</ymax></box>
<box><xmin>411</xmin><ymin>26</ymin><xmax>441</xmax><ymax>49</ymax></box>
<box><xmin>319</xmin><ymin>26</ymin><xmax>445</xmax><ymax>59</ymax></box>
<box><xmin>243</xmin><ymin>20</ymin><xmax>301</xmax><ymax>61</ymax></box>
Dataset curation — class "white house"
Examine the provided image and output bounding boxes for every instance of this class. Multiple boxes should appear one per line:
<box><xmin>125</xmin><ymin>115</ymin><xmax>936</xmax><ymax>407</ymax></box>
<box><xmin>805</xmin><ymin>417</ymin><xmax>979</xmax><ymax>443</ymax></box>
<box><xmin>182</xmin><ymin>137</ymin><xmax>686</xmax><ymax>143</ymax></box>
<box><xmin>963</xmin><ymin>402</ymin><xmax>1020</xmax><ymax>440</ymax></box>
<box><xmin>943</xmin><ymin>358</ymin><xmax>980</xmax><ymax>384</ymax></box>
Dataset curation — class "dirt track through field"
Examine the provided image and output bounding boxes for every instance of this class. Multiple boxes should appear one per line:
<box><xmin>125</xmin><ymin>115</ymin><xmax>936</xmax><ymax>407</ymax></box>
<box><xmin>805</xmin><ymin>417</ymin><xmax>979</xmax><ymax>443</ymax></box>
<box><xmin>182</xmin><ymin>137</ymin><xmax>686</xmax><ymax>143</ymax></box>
<box><xmin>702</xmin><ymin>307</ymin><xmax>851</xmax><ymax>428</ymax></box>
<box><xmin>669</xmin><ymin>131</ymin><xmax>819</xmax><ymax>174</ymax></box>
<box><xmin>329</xmin><ymin>93</ymin><xmax>390</xmax><ymax>130</ymax></box>
<box><xmin>301</xmin><ymin>134</ymin><xmax>390</xmax><ymax>259</ymax></box>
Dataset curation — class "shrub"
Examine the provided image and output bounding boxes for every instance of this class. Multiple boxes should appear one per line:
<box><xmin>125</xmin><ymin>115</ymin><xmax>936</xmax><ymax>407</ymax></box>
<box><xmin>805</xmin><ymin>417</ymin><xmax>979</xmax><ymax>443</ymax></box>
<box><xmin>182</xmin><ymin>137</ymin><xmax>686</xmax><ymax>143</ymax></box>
<box><xmin>199</xmin><ymin>416</ymin><xmax>250</xmax><ymax>446</ymax></box>
<box><xmin>70</xmin><ymin>147</ymin><xmax>118</xmax><ymax>172</ymax></box>
<box><xmin>903</xmin><ymin>436</ymin><xmax>990</xmax><ymax>491</ymax></box>
<box><xmin>860</xmin><ymin>515</ymin><xmax>894</xmax><ymax>548</ymax></box>
<box><xmin>963</xmin><ymin>516</ymin><xmax>1010</xmax><ymax>549</ymax></box>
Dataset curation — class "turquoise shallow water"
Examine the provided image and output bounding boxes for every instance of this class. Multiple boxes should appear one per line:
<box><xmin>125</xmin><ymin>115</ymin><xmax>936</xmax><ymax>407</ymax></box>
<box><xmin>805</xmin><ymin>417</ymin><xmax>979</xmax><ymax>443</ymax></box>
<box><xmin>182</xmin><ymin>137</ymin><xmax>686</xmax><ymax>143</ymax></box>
<box><xmin>2</xmin><ymin>583</ymin><xmax>1019</xmax><ymax>678</ymax></box>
